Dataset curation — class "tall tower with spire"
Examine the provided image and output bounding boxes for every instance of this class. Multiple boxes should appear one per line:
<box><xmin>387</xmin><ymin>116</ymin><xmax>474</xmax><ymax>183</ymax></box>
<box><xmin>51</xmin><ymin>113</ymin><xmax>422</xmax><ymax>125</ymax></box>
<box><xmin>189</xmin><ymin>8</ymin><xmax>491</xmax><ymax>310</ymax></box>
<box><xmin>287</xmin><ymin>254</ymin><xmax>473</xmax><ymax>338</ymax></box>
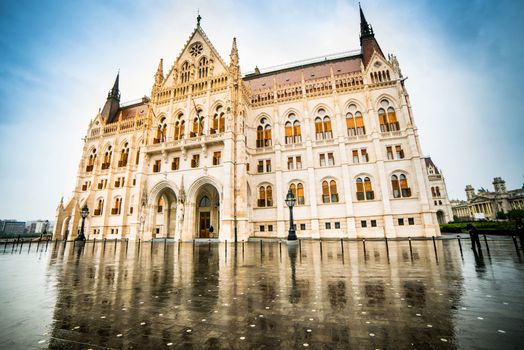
<box><xmin>359</xmin><ymin>4</ymin><xmax>385</xmax><ymax>67</ymax></box>
<box><xmin>100</xmin><ymin>73</ymin><xmax>121</xmax><ymax>123</ymax></box>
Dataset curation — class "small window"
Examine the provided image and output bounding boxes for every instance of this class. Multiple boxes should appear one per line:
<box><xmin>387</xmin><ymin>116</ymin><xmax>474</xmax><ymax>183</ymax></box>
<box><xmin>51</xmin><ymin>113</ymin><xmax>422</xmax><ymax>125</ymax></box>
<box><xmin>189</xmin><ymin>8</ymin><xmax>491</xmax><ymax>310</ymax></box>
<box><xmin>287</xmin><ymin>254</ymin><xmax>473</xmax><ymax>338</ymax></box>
<box><xmin>266</xmin><ymin>160</ymin><xmax>272</xmax><ymax>172</ymax></box>
<box><xmin>398</xmin><ymin>218</ymin><xmax>404</xmax><ymax>226</ymax></box>
<box><xmin>213</xmin><ymin>152</ymin><xmax>221</xmax><ymax>166</ymax></box>
<box><xmin>371</xmin><ymin>220</ymin><xmax>377</xmax><ymax>227</ymax></box>
<box><xmin>153</xmin><ymin>159</ymin><xmax>161</xmax><ymax>173</ymax></box>
<box><xmin>172</xmin><ymin>157</ymin><xmax>180</xmax><ymax>170</ymax></box>
<box><xmin>361</xmin><ymin>220</ymin><xmax>367</xmax><ymax>228</ymax></box>
<box><xmin>259</xmin><ymin>225</ymin><xmax>265</xmax><ymax>232</ymax></box>
<box><xmin>268</xmin><ymin>225</ymin><xmax>273</xmax><ymax>232</ymax></box>
<box><xmin>334</xmin><ymin>222</ymin><xmax>340</xmax><ymax>229</ymax></box>
<box><xmin>325</xmin><ymin>222</ymin><xmax>331</xmax><ymax>229</ymax></box>
<box><xmin>408</xmin><ymin>218</ymin><xmax>414</xmax><ymax>225</ymax></box>
<box><xmin>300</xmin><ymin>223</ymin><xmax>306</xmax><ymax>230</ymax></box>
<box><xmin>191</xmin><ymin>154</ymin><xmax>200</xmax><ymax>168</ymax></box>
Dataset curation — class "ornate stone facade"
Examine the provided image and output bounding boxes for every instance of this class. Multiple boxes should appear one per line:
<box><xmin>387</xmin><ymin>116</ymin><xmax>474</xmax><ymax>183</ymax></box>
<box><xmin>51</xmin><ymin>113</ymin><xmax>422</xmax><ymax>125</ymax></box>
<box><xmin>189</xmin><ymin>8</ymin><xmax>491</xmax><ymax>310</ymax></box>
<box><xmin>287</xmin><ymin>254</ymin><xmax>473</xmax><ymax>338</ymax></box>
<box><xmin>53</xmin><ymin>8</ymin><xmax>446</xmax><ymax>241</ymax></box>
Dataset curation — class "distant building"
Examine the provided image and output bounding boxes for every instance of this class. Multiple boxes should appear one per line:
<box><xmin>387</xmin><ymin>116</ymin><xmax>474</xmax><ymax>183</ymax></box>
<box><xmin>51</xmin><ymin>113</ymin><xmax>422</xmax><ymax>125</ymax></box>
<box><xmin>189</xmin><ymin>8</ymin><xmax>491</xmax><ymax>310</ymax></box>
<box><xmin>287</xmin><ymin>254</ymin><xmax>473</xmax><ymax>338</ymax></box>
<box><xmin>424</xmin><ymin>157</ymin><xmax>453</xmax><ymax>224</ymax></box>
<box><xmin>452</xmin><ymin>177</ymin><xmax>524</xmax><ymax>220</ymax></box>
<box><xmin>28</xmin><ymin>220</ymin><xmax>50</xmax><ymax>234</ymax></box>
<box><xmin>0</xmin><ymin>220</ymin><xmax>26</xmax><ymax>235</ymax></box>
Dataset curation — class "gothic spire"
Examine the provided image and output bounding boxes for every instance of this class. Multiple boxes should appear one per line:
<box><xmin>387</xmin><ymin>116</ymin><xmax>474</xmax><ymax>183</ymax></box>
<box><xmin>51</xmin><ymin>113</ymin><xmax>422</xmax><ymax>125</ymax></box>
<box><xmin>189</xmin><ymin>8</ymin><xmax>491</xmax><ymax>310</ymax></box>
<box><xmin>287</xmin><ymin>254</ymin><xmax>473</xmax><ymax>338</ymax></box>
<box><xmin>101</xmin><ymin>72</ymin><xmax>121</xmax><ymax>123</ymax></box>
<box><xmin>359</xmin><ymin>2</ymin><xmax>373</xmax><ymax>38</ymax></box>
<box><xmin>155</xmin><ymin>58</ymin><xmax>164</xmax><ymax>84</ymax></box>
<box><xmin>230</xmin><ymin>37</ymin><xmax>239</xmax><ymax>66</ymax></box>
<box><xmin>107</xmin><ymin>72</ymin><xmax>121</xmax><ymax>101</ymax></box>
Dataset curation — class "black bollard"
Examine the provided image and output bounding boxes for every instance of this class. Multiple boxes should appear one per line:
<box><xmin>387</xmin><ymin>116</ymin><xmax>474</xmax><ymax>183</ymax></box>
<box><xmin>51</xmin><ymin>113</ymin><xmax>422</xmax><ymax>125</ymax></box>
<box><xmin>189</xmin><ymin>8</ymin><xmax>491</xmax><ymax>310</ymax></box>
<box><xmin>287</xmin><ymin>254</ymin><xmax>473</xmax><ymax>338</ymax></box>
<box><xmin>45</xmin><ymin>237</ymin><xmax>49</xmax><ymax>249</ymax></box>
<box><xmin>11</xmin><ymin>239</ymin><xmax>16</xmax><ymax>252</ymax></box>
<box><xmin>73</xmin><ymin>239</ymin><xmax>76</xmax><ymax>248</ymax></box>
<box><xmin>483</xmin><ymin>234</ymin><xmax>491</xmax><ymax>255</ymax></box>
<box><xmin>512</xmin><ymin>236</ymin><xmax>520</xmax><ymax>254</ymax></box>
<box><xmin>3</xmin><ymin>239</ymin><xmax>7</xmax><ymax>252</ymax></box>
<box><xmin>340</xmin><ymin>238</ymin><xmax>345</xmax><ymax>262</ymax></box>
<box><xmin>242</xmin><ymin>240</ymin><xmax>245</xmax><ymax>259</ymax></box>
<box><xmin>408</xmin><ymin>237</ymin><xmax>413</xmax><ymax>260</ymax></box>
<box><xmin>103</xmin><ymin>238</ymin><xmax>107</xmax><ymax>250</ymax></box>
<box><xmin>28</xmin><ymin>239</ymin><xmax>32</xmax><ymax>252</ymax></box>
<box><xmin>126</xmin><ymin>238</ymin><xmax>129</xmax><ymax>252</ymax></box>
<box><xmin>432</xmin><ymin>236</ymin><xmax>438</xmax><ymax>262</ymax></box>
<box><xmin>208</xmin><ymin>239</ymin><xmax>211</xmax><ymax>252</ymax></box>
<box><xmin>457</xmin><ymin>235</ymin><xmax>463</xmax><ymax>258</ymax></box>
<box><xmin>362</xmin><ymin>238</ymin><xmax>367</xmax><ymax>256</ymax></box>
<box><xmin>299</xmin><ymin>239</ymin><xmax>302</xmax><ymax>252</ymax></box>
<box><xmin>151</xmin><ymin>239</ymin><xmax>154</xmax><ymax>253</ymax></box>
<box><xmin>279</xmin><ymin>240</ymin><xmax>282</xmax><ymax>256</ymax></box>
<box><xmin>164</xmin><ymin>237</ymin><xmax>167</xmax><ymax>250</ymax></box>
<box><xmin>385</xmin><ymin>236</ymin><xmax>390</xmax><ymax>256</ymax></box>
<box><xmin>177</xmin><ymin>240</ymin><xmax>180</xmax><ymax>254</ymax></box>
<box><xmin>114</xmin><ymin>238</ymin><xmax>117</xmax><ymax>250</ymax></box>
<box><xmin>92</xmin><ymin>237</ymin><xmax>96</xmax><ymax>252</ymax></box>
<box><xmin>260</xmin><ymin>239</ymin><xmax>263</xmax><ymax>256</ymax></box>
<box><xmin>319</xmin><ymin>240</ymin><xmax>323</xmax><ymax>258</ymax></box>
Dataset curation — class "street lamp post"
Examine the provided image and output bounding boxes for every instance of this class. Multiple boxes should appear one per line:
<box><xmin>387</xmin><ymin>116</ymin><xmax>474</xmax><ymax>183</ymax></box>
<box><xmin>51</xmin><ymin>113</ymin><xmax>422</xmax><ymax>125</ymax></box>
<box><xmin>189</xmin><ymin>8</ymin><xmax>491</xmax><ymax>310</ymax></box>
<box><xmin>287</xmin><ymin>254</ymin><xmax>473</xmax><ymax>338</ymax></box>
<box><xmin>285</xmin><ymin>189</ymin><xmax>297</xmax><ymax>241</ymax></box>
<box><xmin>76</xmin><ymin>204</ymin><xmax>89</xmax><ymax>241</ymax></box>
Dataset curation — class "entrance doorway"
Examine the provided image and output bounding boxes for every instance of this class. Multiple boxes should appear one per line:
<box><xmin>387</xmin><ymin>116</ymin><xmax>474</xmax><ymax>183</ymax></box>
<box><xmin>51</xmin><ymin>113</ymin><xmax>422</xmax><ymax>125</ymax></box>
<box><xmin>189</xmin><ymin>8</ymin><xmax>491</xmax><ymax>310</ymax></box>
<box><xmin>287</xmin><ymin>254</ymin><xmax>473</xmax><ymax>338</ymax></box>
<box><xmin>199</xmin><ymin>212</ymin><xmax>211</xmax><ymax>238</ymax></box>
<box><xmin>194</xmin><ymin>185</ymin><xmax>220</xmax><ymax>238</ymax></box>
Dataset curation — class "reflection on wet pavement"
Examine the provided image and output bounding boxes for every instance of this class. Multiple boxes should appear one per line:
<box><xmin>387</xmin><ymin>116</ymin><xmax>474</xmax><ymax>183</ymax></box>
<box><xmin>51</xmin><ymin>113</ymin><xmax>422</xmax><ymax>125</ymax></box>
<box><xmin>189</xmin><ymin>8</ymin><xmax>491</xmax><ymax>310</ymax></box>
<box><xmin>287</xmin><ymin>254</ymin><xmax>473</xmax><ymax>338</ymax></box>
<box><xmin>1</xmin><ymin>237</ymin><xmax>523</xmax><ymax>349</ymax></box>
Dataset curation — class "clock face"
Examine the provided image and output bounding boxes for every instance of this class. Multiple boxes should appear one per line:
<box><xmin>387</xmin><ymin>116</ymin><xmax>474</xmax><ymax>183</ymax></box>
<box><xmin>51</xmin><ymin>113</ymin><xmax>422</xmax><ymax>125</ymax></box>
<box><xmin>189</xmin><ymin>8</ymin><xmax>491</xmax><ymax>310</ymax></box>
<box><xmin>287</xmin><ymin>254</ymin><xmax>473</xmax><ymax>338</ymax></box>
<box><xmin>190</xmin><ymin>42</ymin><xmax>203</xmax><ymax>57</ymax></box>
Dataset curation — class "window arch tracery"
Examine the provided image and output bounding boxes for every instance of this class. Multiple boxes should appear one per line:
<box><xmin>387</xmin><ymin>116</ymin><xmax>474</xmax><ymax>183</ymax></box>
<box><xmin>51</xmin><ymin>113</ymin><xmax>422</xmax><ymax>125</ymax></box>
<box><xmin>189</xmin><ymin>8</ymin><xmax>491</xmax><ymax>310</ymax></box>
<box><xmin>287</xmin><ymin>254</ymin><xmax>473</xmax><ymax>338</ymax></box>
<box><xmin>391</xmin><ymin>173</ymin><xmax>412</xmax><ymax>198</ymax></box>
<box><xmin>285</xmin><ymin>113</ymin><xmax>302</xmax><ymax>144</ymax></box>
<box><xmin>256</xmin><ymin>117</ymin><xmax>272</xmax><ymax>148</ymax></box>
<box><xmin>378</xmin><ymin>99</ymin><xmax>400</xmax><ymax>132</ymax></box>
<box><xmin>356</xmin><ymin>177</ymin><xmax>375</xmax><ymax>201</ymax></box>
<box><xmin>346</xmin><ymin>104</ymin><xmax>366</xmax><ymax>136</ymax></box>
<box><xmin>321</xmin><ymin>179</ymin><xmax>339</xmax><ymax>203</ymax></box>
<box><xmin>314</xmin><ymin>109</ymin><xmax>332</xmax><ymax>140</ymax></box>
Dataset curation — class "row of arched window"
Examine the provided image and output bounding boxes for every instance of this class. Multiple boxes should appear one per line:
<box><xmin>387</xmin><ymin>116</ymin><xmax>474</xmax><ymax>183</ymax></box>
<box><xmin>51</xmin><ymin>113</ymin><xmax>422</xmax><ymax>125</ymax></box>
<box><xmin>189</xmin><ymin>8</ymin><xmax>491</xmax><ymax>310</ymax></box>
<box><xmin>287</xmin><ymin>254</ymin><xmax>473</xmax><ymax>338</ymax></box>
<box><xmin>255</xmin><ymin>100</ymin><xmax>399</xmax><ymax>148</ymax></box>
<box><xmin>431</xmin><ymin>186</ymin><xmax>441</xmax><ymax>198</ymax></box>
<box><xmin>86</xmin><ymin>142</ymin><xmax>137</xmax><ymax>172</ymax></box>
<box><xmin>257</xmin><ymin>173</ymin><xmax>412</xmax><ymax>206</ymax></box>
<box><xmin>156</xmin><ymin>105</ymin><xmax>226</xmax><ymax>143</ymax></box>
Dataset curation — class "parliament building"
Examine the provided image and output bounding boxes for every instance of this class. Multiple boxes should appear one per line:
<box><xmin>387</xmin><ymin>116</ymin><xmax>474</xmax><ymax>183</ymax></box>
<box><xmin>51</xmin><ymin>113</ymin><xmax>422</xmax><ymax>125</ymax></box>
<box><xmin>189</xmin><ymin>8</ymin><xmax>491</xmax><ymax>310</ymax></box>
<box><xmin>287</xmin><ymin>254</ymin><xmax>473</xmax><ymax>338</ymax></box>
<box><xmin>53</xmin><ymin>7</ymin><xmax>449</xmax><ymax>242</ymax></box>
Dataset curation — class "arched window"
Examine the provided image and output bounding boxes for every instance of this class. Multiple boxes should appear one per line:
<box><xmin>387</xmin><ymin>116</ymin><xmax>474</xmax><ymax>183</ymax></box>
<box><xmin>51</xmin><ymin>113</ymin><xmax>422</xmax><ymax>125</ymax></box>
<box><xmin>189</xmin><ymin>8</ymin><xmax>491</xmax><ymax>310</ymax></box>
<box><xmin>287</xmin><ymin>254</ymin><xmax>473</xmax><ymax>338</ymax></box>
<box><xmin>119</xmin><ymin>143</ymin><xmax>129</xmax><ymax>167</ymax></box>
<box><xmin>346</xmin><ymin>104</ymin><xmax>366</xmax><ymax>136</ymax></box>
<box><xmin>198</xmin><ymin>57</ymin><xmax>209</xmax><ymax>79</ymax></box>
<box><xmin>199</xmin><ymin>196</ymin><xmax>211</xmax><ymax>207</ymax></box>
<box><xmin>431</xmin><ymin>187</ymin><xmax>436</xmax><ymax>198</ymax></box>
<box><xmin>322</xmin><ymin>180</ymin><xmax>339</xmax><ymax>203</ymax></box>
<box><xmin>315</xmin><ymin>109</ymin><xmax>333</xmax><ymax>140</ymax></box>
<box><xmin>289</xmin><ymin>182</ymin><xmax>305</xmax><ymax>205</ymax></box>
<box><xmin>435</xmin><ymin>186</ymin><xmax>441</xmax><ymax>197</ymax></box>
<box><xmin>285</xmin><ymin>113</ymin><xmax>302</xmax><ymax>144</ymax></box>
<box><xmin>191</xmin><ymin>110</ymin><xmax>205</xmax><ymax>137</ymax></box>
<box><xmin>391</xmin><ymin>173</ymin><xmax>411</xmax><ymax>198</ymax></box>
<box><xmin>157</xmin><ymin>197</ymin><xmax>164</xmax><ymax>213</ymax></box>
<box><xmin>378</xmin><ymin>100</ymin><xmax>400</xmax><ymax>132</ymax></box>
<box><xmin>174</xmin><ymin>113</ymin><xmax>185</xmax><ymax>140</ymax></box>
<box><xmin>256</xmin><ymin>117</ymin><xmax>272</xmax><ymax>148</ymax></box>
<box><xmin>155</xmin><ymin>117</ymin><xmax>167</xmax><ymax>144</ymax></box>
<box><xmin>86</xmin><ymin>148</ymin><xmax>97</xmax><ymax>172</ymax></box>
<box><xmin>212</xmin><ymin>106</ymin><xmax>225</xmax><ymax>134</ymax></box>
<box><xmin>112</xmin><ymin>197</ymin><xmax>122</xmax><ymax>215</ymax></box>
<box><xmin>258</xmin><ymin>185</ymin><xmax>273</xmax><ymax>207</ymax></box>
<box><xmin>102</xmin><ymin>146</ymin><xmax>112</xmax><ymax>170</ymax></box>
<box><xmin>356</xmin><ymin>177</ymin><xmax>375</xmax><ymax>201</ymax></box>
<box><xmin>95</xmin><ymin>198</ymin><xmax>104</xmax><ymax>216</ymax></box>
<box><xmin>181</xmin><ymin>61</ymin><xmax>190</xmax><ymax>83</ymax></box>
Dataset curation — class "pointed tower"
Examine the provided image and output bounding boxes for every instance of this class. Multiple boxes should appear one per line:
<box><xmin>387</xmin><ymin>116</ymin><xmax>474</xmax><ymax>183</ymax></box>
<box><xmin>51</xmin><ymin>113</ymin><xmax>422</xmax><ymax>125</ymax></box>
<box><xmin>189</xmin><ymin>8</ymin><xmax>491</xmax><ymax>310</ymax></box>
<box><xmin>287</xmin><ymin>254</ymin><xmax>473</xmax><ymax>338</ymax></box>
<box><xmin>229</xmin><ymin>37</ymin><xmax>240</xmax><ymax>81</ymax></box>
<box><xmin>151</xmin><ymin>58</ymin><xmax>164</xmax><ymax>98</ymax></box>
<box><xmin>359</xmin><ymin>3</ymin><xmax>385</xmax><ymax>67</ymax></box>
<box><xmin>100</xmin><ymin>73</ymin><xmax>121</xmax><ymax>123</ymax></box>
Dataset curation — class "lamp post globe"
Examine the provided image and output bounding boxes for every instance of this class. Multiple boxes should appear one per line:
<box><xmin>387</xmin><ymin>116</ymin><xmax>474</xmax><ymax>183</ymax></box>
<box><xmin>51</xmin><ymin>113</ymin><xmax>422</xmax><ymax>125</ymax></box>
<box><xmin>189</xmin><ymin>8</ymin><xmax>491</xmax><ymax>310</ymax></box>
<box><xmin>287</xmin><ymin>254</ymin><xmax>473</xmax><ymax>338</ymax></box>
<box><xmin>76</xmin><ymin>204</ymin><xmax>89</xmax><ymax>241</ymax></box>
<box><xmin>285</xmin><ymin>189</ymin><xmax>297</xmax><ymax>241</ymax></box>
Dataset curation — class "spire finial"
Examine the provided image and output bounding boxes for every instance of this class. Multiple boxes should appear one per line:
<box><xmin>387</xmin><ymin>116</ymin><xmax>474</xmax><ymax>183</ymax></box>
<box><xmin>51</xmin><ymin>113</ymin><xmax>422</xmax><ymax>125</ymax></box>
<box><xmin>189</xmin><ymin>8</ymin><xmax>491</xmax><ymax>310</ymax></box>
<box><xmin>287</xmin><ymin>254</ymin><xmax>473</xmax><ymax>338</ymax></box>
<box><xmin>108</xmin><ymin>71</ymin><xmax>120</xmax><ymax>101</ymax></box>
<box><xmin>197</xmin><ymin>10</ymin><xmax>202</xmax><ymax>27</ymax></box>
<box><xmin>359</xmin><ymin>2</ymin><xmax>373</xmax><ymax>37</ymax></box>
<box><xmin>230</xmin><ymin>37</ymin><xmax>239</xmax><ymax>65</ymax></box>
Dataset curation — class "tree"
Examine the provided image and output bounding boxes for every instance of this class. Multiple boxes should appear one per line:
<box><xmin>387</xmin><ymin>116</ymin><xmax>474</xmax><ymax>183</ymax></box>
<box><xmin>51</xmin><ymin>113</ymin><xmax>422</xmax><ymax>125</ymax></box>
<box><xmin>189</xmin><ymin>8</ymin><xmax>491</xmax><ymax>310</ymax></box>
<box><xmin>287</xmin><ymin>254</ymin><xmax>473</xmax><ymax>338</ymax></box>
<box><xmin>496</xmin><ymin>211</ymin><xmax>507</xmax><ymax>220</ymax></box>
<box><xmin>508</xmin><ymin>209</ymin><xmax>524</xmax><ymax>220</ymax></box>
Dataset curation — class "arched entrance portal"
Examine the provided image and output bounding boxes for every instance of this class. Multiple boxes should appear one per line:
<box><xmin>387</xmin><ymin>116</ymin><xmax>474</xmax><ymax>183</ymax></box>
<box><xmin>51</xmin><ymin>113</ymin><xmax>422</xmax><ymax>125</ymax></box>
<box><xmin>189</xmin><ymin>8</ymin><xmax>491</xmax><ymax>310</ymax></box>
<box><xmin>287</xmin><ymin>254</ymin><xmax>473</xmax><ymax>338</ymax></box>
<box><xmin>436</xmin><ymin>210</ymin><xmax>446</xmax><ymax>224</ymax></box>
<box><xmin>152</xmin><ymin>187</ymin><xmax>177</xmax><ymax>238</ymax></box>
<box><xmin>195</xmin><ymin>184</ymin><xmax>220</xmax><ymax>238</ymax></box>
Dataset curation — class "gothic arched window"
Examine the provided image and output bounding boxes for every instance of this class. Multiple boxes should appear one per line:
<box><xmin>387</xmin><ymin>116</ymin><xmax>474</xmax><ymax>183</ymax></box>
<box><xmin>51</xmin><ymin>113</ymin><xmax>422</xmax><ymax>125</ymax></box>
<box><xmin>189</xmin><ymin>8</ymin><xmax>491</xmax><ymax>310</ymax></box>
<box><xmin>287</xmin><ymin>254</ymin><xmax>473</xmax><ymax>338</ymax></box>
<box><xmin>315</xmin><ymin>109</ymin><xmax>333</xmax><ymax>140</ymax></box>
<box><xmin>181</xmin><ymin>61</ymin><xmax>190</xmax><ymax>83</ymax></box>
<box><xmin>258</xmin><ymin>185</ymin><xmax>273</xmax><ymax>207</ymax></box>
<box><xmin>119</xmin><ymin>143</ymin><xmax>129</xmax><ymax>167</ymax></box>
<box><xmin>191</xmin><ymin>110</ymin><xmax>205</xmax><ymax>137</ymax></box>
<box><xmin>346</xmin><ymin>104</ymin><xmax>366</xmax><ymax>136</ymax></box>
<box><xmin>378</xmin><ymin>100</ymin><xmax>400</xmax><ymax>132</ymax></box>
<box><xmin>356</xmin><ymin>177</ymin><xmax>375</xmax><ymax>201</ymax></box>
<box><xmin>256</xmin><ymin>117</ymin><xmax>272</xmax><ymax>148</ymax></box>
<box><xmin>198</xmin><ymin>57</ymin><xmax>209</xmax><ymax>79</ymax></box>
<box><xmin>174</xmin><ymin>113</ymin><xmax>185</xmax><ymax>140</ymax></box>
<box><xmin>285</xmin><ymin>113</ymin><xmax>302</xmax><ymax>144</ymax></box>
<box><xmin>321</xmin><ymin>180</ymin><xmax>339</xmax><ymax>203</ymax></box>
<box><xmin>391</xmin><ymin>173</ymin><xmax>411</xmax><ymax>198</ymax></box>
<box><xmin>212</xmin><ymin>106</ymin><xmax>225</xmax><ymax>134</ymax></box>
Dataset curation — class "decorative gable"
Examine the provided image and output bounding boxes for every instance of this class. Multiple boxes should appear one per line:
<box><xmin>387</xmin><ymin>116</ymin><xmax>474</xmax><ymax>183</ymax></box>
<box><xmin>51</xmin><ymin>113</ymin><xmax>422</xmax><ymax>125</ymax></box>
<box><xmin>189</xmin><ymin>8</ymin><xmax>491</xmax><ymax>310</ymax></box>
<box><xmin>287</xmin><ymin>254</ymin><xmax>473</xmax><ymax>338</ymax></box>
<box><xmin>364</xmin><ymin>51</ymin><xmax>399</xmax><ymax>84</ymax></box>
<box><xmin>162</xmin><ymin>26</ymin><xmax>229</xmax><ymax>88</ymax></box>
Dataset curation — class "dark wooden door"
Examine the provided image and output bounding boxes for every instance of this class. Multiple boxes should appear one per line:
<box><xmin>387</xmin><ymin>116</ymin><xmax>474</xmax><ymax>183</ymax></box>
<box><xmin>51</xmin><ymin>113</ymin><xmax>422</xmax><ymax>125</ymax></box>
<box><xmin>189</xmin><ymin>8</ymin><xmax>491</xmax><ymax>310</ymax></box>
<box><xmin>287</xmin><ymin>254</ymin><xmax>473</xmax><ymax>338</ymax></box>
<box><xmin>199</xmin><ymin>212</ymin><xmax>210</xmax><ymax>238</ymax></box>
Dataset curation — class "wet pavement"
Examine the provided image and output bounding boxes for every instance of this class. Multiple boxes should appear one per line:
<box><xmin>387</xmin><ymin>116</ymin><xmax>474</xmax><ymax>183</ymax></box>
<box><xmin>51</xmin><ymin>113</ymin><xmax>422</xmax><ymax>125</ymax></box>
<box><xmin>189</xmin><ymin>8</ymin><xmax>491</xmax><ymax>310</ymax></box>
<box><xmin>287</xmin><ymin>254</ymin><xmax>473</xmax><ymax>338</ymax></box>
<box><xmin>1</xmin><ymin>236</ymin><xmax>523</xmax><ymax>349</ymax></box>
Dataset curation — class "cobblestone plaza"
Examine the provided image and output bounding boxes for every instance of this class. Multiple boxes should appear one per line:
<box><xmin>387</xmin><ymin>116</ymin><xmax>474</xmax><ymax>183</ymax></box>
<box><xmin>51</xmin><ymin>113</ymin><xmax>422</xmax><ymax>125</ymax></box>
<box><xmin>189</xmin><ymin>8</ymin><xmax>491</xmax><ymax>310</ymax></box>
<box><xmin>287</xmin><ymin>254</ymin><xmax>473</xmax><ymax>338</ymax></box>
<box><xmin>1</xmin><ymin>236</ymin><xmax>523</xmax><ymax>349</ymax></box>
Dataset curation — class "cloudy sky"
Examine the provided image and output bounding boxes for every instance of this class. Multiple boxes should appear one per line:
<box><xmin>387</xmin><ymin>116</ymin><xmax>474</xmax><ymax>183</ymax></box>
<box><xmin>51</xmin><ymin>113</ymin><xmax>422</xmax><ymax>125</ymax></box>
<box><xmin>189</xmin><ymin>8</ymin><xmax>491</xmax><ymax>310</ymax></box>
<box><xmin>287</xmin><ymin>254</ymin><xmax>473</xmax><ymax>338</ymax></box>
<box><xmin>0</xmin><ymin>0</ymin><xmax>523</xmax><ymax>220</ymax></box>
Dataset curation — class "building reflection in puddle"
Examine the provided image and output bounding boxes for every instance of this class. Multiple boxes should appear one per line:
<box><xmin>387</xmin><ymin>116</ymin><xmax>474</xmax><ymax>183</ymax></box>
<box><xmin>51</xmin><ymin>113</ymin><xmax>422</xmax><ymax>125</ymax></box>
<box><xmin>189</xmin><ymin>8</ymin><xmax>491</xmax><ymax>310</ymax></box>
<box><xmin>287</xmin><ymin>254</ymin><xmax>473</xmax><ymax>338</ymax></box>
<box><xmin>37</xmin><ymin>238</ymin><xmax>524</xmax><ymax>349</ymax></box>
